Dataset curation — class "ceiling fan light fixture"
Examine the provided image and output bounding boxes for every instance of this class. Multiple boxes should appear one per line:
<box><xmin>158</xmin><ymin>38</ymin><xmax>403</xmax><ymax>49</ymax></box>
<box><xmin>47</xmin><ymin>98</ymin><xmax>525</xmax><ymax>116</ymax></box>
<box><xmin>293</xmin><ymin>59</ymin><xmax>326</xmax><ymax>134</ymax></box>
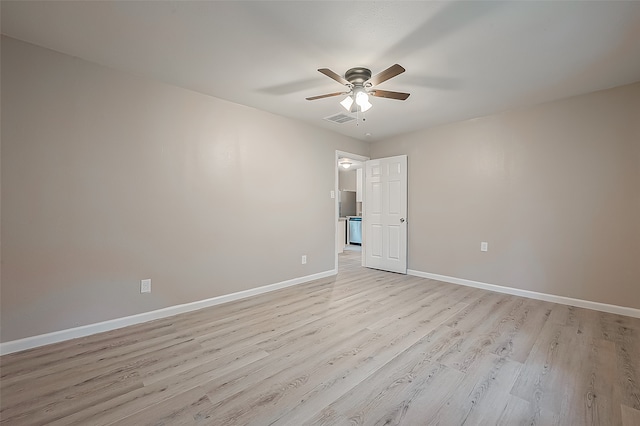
<box><xmin>355</xmin><ymin>91</ymin><xmax>372</xmax><ymax>112</ymax></box>
<box><xmin>355</xmin><ymin>90</ymin><xmax>369</xmax><ymax>103</ymax></box>
<box><xmin>340</xmin><ymin>95</ymin><xmax>354</xmax><ymax>111</ymax></box>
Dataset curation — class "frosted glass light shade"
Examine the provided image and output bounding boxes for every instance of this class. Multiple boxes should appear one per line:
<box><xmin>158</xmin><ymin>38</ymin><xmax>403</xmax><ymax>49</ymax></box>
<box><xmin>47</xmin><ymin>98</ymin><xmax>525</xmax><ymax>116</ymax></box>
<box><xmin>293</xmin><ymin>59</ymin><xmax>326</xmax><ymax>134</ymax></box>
<box><xmin>355</xmin><ymin>91</ymin><xmax>372</xmax><ymax>112</ymax></box>
<box><xmin>340</xmin><ymin>96</ymin><xmax>354</xmax><ymax>111</ymax></box>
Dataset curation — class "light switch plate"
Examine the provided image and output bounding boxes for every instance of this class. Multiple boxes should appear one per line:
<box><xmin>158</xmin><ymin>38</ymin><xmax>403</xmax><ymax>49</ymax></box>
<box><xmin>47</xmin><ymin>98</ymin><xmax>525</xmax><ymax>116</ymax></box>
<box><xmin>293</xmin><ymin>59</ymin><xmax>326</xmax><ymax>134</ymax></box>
<box><xmin>141</xmin><ymin>279</ymin><xmax>151</xmax><ymax>293</ymax></box>
<box><xmin>481</xmin><ymin>242</ymin><xmax>488</xmax><ymax>252</ymax></box>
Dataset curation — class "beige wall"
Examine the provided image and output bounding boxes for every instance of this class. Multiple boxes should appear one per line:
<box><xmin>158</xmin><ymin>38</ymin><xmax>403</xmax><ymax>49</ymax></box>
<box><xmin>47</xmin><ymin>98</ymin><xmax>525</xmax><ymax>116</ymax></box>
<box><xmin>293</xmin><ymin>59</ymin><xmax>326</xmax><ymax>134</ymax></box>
<box><xmin>0</xmin><ymin>37</ymin><xmax>369</xmax><ymax>342</ymax></box>
<box><xmin>371</xmin><ymin>82</ymin><xmax>640</xmax><ymax>310</ymax></box>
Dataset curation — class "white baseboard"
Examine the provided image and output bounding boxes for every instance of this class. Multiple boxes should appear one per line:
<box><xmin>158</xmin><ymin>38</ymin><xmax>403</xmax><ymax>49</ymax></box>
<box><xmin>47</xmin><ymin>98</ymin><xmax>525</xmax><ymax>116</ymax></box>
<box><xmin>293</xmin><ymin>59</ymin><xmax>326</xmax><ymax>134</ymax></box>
<box><xmin>407</xmin><ymin>269</ymin><xmax>640</xmax><ymax>319</ymax></box>
<box><xmin>0</xmin><ymin>269</ymin><xmax>337</xmax><ymax>356</ymax></box>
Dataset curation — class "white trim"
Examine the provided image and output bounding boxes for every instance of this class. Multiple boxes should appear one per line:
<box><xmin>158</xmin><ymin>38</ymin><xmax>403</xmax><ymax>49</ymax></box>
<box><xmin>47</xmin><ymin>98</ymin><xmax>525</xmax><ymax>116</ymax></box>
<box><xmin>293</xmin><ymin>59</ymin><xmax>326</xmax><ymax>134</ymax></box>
<box><xmin>0</xmin><ymin>269</ymin><xmax>337</xmax><ymax>356</ymax></box>
<box><xmin>407</xmin><ymin>269</ymin><xmax>640</xmax><ymax>319</ymax></box>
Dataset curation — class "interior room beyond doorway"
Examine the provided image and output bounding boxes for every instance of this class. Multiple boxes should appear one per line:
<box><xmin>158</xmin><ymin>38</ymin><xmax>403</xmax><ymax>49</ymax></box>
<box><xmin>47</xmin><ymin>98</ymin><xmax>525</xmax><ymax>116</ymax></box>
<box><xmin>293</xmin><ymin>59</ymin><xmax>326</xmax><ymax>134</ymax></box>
<box><xmin>336</xmin><ymin>151</ymin><xmax>367</xmax><ymax>257</ymax></box>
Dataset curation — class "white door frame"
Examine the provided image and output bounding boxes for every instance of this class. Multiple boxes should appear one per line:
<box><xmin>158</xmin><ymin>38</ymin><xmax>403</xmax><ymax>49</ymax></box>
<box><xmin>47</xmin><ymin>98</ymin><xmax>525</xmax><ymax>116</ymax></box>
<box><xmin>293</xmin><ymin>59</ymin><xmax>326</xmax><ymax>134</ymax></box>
<box><xmin>335</xmin><ymin>150</ymin><xmax>369</xmax><ymax>272</ymax></box>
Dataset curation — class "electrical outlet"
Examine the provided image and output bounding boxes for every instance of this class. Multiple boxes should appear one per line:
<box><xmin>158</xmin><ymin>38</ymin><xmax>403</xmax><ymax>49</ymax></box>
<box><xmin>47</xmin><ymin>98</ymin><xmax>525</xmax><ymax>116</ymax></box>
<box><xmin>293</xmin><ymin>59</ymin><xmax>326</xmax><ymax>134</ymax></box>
<box><xmin>141</xmin><ymin>279</ymin><xmax>151</xmax><ymax>293</ymax></box>
<box><xmin>480</xmin><ymin>242</ymin><xmax>488</xmax><ymax>252</ymax></box>
<box><xmin>330</xmin><ymin>190</ymin><xmax>335</xmax><ymax>199</ymax></box>
<box><xmin>301</xmin><ymin>255</ymin><xmax>307</xmax><ymax>264</ymax></box>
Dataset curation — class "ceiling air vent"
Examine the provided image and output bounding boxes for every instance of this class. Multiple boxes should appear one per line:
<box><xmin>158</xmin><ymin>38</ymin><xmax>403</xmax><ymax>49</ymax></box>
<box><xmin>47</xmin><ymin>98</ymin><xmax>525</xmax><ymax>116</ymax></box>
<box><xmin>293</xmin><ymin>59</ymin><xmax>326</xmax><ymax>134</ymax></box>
<box><xmin>324</xmin><ymin>112</ymin><xmax>356</xmax><ymax>124</ymax></box>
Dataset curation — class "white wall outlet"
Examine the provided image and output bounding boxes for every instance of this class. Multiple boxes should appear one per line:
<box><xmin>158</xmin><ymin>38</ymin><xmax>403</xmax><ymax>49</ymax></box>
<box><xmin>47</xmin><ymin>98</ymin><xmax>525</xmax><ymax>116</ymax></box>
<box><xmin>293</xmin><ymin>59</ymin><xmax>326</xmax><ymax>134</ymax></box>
<box><xmin>141</xmin><ymin>279</ymin><xmax>151</xmax><ymax>293</ymax></box>
<box><xmin>301</xmin><ymin>255</ymin><xmax>307</xmax><ymax>264</ymax></box>
<box><xmin>481</xmin><ymin>242</ymin><xmax>488</xmax><ymax>252</ymax></box>
<box><xmin>330</xmin><ymin>190</ymin><xmax>335</xmax><ymax>199</ymax></box>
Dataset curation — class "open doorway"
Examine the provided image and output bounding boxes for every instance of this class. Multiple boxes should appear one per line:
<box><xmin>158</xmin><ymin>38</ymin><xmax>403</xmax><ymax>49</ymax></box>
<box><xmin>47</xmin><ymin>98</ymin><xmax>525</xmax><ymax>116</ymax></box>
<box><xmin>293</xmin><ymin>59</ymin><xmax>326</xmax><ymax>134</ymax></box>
<box><xmin>335</xmin><ymin>150</ymin><xmax>369</xmax><ymax>271</ymax></box>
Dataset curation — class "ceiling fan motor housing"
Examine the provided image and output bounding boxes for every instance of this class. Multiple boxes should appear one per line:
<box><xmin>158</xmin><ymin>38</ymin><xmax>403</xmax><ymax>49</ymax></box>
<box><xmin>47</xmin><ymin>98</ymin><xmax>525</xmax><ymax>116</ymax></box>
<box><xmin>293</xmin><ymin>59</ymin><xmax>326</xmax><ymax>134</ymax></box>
<box><xmin>345</xmin><ymin>67</ymin><xmax>372</xmax><ymax>87</ymax></box>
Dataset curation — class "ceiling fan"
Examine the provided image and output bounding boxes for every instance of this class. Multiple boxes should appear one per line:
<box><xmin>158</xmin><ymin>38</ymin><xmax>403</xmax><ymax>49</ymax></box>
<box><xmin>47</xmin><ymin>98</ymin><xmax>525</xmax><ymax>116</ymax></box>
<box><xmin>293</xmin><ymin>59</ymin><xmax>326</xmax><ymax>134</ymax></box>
<box><xmin>306</xmin><ymin>64</ymin><xmax>410</xmax><ymax>113</ymax></box>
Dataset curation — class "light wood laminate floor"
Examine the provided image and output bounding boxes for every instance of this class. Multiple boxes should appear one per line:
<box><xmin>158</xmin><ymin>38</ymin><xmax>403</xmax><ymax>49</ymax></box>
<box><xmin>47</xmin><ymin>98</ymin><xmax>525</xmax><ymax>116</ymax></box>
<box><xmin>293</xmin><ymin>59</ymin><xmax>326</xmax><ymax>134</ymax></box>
<box><xmin>1</xmin><ymin>251</ymin><xmax>639</xmax><ymax>425</ymax></box>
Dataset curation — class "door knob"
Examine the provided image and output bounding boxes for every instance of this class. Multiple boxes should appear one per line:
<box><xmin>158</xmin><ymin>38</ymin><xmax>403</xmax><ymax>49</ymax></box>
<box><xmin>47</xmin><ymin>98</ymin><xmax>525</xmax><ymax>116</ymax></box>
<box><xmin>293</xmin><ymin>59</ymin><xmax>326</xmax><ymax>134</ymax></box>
<box><xmin>400</xmin><ymin>218</ymin><xmax>405</xmax><ymax>223</ymax></box>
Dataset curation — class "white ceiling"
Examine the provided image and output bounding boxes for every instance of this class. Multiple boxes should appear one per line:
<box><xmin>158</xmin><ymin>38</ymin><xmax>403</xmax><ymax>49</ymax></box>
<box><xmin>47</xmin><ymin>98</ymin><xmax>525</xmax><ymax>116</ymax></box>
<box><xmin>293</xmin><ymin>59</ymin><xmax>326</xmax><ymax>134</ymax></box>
<box><xmin>2</xmin><ymin>1</ymin><xmax>640</xmax><ymax>142</ymax></box>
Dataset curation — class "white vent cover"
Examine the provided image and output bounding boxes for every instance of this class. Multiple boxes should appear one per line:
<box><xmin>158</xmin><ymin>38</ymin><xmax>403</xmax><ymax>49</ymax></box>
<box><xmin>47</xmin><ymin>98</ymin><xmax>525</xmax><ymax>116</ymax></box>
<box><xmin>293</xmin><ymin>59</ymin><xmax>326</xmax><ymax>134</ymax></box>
<box><xmin>324</xmin><ymin>113</ymin><xmax>356</xmax><ymax>124</ymax></box>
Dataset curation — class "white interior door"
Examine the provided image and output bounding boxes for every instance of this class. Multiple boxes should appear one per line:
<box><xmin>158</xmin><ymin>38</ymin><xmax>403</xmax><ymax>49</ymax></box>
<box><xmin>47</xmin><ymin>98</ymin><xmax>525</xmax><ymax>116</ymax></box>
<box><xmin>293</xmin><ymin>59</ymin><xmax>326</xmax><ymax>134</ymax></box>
<box><xmin>363</xmin><ymin>155</ymin><xmax>407</xmax><ymax>274</ymax></box>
